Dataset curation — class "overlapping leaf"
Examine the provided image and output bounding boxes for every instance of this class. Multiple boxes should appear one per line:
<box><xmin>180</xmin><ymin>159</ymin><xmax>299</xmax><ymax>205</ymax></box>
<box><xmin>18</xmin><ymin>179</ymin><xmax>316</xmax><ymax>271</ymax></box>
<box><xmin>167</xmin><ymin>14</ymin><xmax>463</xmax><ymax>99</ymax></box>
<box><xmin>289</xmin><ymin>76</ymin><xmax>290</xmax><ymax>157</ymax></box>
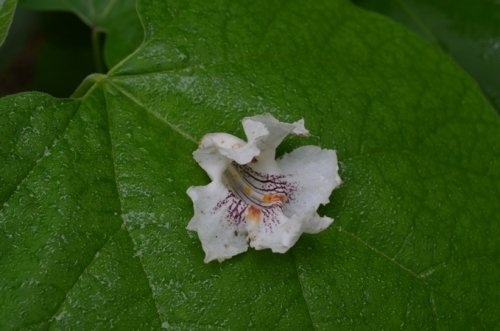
<box><xmin>1</xmin><ymin>0</ymin><xmax>499</xmax><ymax>329</ymax></box>
<box><xmin>20</xmin><ymin>0</ymin><xmax>142</xmax><ymax>67</ymax></box>
<box><xmin>0</xmin><ymin>0</ymin><xmax>17</xmax><ymax>46</ymax></box>
<box><xmin>353</xmin><ymin>0</ymin><xmax>500</xmax><ymax>111</ymax></box>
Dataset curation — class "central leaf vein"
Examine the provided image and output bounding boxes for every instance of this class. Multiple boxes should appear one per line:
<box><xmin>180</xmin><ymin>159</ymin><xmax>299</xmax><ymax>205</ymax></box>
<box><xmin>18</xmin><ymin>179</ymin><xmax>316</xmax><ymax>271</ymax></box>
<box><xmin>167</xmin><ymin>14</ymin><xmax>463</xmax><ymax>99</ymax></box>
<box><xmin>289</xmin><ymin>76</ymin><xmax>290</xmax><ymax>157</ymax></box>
<box><xmin>103</xmin><ymin>88</ymin><xmax>165</xmax><ymax>327</ymax></box>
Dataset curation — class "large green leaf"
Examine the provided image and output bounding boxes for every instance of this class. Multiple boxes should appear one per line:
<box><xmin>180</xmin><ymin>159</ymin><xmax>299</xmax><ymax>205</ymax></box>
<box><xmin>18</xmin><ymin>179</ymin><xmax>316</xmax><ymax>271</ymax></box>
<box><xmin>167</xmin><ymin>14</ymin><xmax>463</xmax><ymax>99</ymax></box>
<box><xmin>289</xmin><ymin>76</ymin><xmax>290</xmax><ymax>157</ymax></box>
<box><xmin>0</xmin><ymin>0</ymin><xmax>17</xmax><ymax>46</ymax></box>
<box><xmin>20</xmin><ymin>0</ymin><xmax>142</xmax><ymax>68</ymax></box>
<box><xmin>352</xmin><ymin>0</ymin><xmax>500</xmax><ymax>112</ymax></box>
<box><xmin>1</xmin><ymin>0</ymin><xmax>499</xmax><ymax>329</ymax></box>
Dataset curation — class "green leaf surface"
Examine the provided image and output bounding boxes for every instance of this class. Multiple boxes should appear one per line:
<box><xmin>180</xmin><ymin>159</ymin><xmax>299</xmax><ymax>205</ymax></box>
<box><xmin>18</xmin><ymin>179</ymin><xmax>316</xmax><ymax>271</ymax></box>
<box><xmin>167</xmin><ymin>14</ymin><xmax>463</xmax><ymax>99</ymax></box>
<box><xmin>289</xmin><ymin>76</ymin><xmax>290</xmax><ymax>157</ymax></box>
<box><xmin>19</xmin><ymin>0</ymin><xmax>142</xmax><ymax>68</ymax></box>
<box><xmin>352</xmin><ymin>0</ymin><xmax>500</xmax><ymax>111</ymax></box>
<box><xmin>1</xmin><ymin>0</ymin><xmax>499</xmax><ymax>329</ymax></box>
<box><xmin>0</xmin><ymin>0</ymin><xmax>17</xmax><ymax>46</ymax></box>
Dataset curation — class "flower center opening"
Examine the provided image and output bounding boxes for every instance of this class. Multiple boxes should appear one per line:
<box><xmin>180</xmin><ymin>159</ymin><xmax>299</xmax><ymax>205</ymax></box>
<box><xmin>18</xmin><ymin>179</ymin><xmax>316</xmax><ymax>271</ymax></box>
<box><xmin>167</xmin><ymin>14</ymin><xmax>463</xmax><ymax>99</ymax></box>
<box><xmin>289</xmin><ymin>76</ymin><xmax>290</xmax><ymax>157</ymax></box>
<box><xmin>222</xmin><ymin>162</ymin><xmax>294</xmax><ymax>210</ymax></box>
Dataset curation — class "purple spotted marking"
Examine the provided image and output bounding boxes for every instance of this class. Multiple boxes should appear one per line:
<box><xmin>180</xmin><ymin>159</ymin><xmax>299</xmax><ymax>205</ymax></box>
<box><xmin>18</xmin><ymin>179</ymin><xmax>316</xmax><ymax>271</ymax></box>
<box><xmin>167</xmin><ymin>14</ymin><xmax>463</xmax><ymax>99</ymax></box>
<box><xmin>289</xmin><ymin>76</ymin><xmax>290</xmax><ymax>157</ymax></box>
<box><xmin>213</xmin><ymin>162</ymin><xmax>297</xmax><ymax>231</ymax></box>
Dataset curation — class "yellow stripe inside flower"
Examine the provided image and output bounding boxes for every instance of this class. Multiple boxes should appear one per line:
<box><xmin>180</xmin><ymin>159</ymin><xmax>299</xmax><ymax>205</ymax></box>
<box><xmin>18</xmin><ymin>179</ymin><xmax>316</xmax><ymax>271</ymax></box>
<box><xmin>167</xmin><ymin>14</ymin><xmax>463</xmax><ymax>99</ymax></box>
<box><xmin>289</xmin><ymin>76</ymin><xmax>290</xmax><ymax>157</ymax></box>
<box><xmin>223</xmin><ymin>162</ymin><xmax>290</xmax><ymax>213</ymax></box>
<box><xmin>186</xmin><ymin>114</ymin><xmax>341</xmax><ymax>263</ymax></box>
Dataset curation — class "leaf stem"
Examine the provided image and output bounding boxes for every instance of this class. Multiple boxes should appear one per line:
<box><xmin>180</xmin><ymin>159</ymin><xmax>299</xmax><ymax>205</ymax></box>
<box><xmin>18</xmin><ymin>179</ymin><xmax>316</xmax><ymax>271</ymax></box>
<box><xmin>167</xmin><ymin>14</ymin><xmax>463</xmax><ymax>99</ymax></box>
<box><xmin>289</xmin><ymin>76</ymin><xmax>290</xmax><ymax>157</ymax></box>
<box><xmin>71</xmin><ymin>73</ymin><xmax>106</xmax><ymax>98</ymax></box>
<box><xmin>91</xmin><ymin>28</ymin><xmax>104</xmax><ymax>73</ymax></box>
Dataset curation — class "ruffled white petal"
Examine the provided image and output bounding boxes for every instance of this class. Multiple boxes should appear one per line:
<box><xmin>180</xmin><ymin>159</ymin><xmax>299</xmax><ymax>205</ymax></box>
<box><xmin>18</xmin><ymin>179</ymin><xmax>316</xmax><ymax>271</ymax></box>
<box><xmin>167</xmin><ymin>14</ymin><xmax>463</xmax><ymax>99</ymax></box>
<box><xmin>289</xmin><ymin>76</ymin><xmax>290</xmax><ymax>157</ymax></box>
<box><xmin>249</xmin><ymin>209</ymin><xmax>333</xmax><ymax>253</ymax></box>
<box><xmin>249</xmin><ymin>212</ymin><xmax>304</xmax><ymax>253</ymax></box>
<box><xmin>302</xmin><ymin>212</ymin><xmax>333</xmax><ymax>234</ymax></box>
<box><xmin>243</xmin><ymin>114</ymin><xmax>309</xmax><ymax>149</ymax></box>
<box><xmin>186</xmin><ymin>114</ymin><xmax>341</xmax><ymax>263</ymax></box>
<box><xmin>242</xmin><ymin>114</ymin><xmax>309</xmax><ymax>170</ymax></box>
<box><xmin>187</xmin><ymin>183</ymin><xmax>248</xmax><ymax>263</ymax></box>
<box><xmin>277</xmin><ymin>145</ymin><xmax>341</xmax><ymax>233</ymax></box>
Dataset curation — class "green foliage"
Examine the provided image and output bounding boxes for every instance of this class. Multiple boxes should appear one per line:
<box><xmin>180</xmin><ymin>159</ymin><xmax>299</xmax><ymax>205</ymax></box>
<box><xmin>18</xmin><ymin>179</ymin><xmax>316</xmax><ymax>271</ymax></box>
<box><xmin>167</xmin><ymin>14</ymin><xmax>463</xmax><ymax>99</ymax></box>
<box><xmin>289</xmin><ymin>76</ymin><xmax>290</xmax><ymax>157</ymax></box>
<box><xmin>20</xmin><ymin>0</ymin><xmax>142</xmax><ymax>67</ymax></box>
<box><xmin>0</xmin><ymin>0</ymin><xmax>17</xmax><ymax>46</ymax></box>
<box><xmin>1</xmin><ymin>0</ymin><xmax>499</xmax><ymax>329</ymax></box>
<box><xmin>353</xmin><ymin>0</ymin><xmax>500</xmax><ymax>111</ymax></box>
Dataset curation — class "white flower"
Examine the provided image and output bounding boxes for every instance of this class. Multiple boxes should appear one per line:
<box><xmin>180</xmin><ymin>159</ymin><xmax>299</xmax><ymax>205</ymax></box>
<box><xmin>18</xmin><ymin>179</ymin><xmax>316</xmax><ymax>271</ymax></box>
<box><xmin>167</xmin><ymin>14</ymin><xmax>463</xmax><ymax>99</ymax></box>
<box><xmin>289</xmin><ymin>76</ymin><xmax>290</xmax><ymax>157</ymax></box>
<box><xmin>187</xmin><ymin>114</ymin><xmax>342</xmax><ymax>263</ymax></box>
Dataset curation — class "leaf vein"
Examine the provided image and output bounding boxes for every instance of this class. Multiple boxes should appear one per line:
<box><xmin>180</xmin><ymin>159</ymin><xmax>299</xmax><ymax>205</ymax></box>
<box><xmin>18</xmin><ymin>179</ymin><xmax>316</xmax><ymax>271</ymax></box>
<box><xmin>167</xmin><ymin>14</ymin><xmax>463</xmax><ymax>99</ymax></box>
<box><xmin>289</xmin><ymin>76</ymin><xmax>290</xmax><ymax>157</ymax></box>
<box><xmin>291</xmin><ymin>251</ymin><xmax>316</xmax><ymax>331</ymax></box>
<box><xmin>101</xmin><ymin>89</ymin><xmax>163</xmax><ymax>325</ymax></box>
<box><xmin>103</xmin><ymin>88</ymin><xmax>165</xmax><ymax>327</ymax></box>
<box><xmin>0</xmin><ymin>100</ymin><xmax>80</xmax><ymax>213</ymax></box>
<box><xmin>335</xmin><ymin>225</ymin><xmax>487</xmax><ymax>327</ymax></box>
<box><xmin>47</xmin><ymin>228</ymin><xmax>122</xmax><ymax>329</ymax></box>
<box><xmin>335</xmin><ymin>225</ymin><xmax>424</xmax><ymax>282</ymax></box>
<box><xmin>107</xmin><ymin>79</ymin><xmax>197</xmax><ymax>143</ymax></box>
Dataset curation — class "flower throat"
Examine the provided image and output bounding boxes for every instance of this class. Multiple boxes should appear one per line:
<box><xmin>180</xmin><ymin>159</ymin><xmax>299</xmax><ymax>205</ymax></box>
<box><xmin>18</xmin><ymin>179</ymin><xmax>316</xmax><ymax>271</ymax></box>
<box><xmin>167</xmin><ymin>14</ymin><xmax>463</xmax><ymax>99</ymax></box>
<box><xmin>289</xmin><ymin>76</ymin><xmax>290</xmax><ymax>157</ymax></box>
<box><xmin>223</xmin><ymin>161</ymin><xmax>295</xmax><ymax>209</ymax></box>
